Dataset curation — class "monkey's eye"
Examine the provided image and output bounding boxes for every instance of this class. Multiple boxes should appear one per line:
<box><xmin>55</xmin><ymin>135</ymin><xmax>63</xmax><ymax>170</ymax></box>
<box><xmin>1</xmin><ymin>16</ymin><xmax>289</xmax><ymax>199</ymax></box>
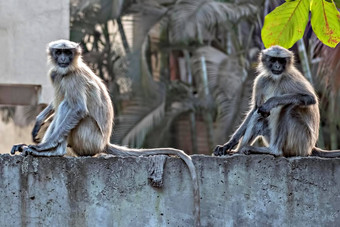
<box><xmin>55</xmin><ymin>50</ymin><xmax>61</xmax><ymax>55</ymax></box>
<box><xmin>270</xmin><ymin>58</ymin><xmax>277</xmax><ymax>63</ymax></box>
<box><xmin>64</xmin><ymin>50</ymin><xmax>72</xmax><ymax>56</ymax></box>
<box><xmin>278</xmin><ymin>58</ymin><xmax>287</xmax><ymax>65</ymax></box>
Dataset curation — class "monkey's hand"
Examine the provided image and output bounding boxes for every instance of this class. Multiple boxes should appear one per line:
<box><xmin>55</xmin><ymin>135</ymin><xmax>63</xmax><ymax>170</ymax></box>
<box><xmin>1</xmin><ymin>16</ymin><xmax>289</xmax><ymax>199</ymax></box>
<box><xmin>31</xmin><ymin>122</ymin><xmax>42</xmax><ymax>143</ymax></box>
<box><xmin>258</xmin><ymin>104</ymin><xmax>271</xmax><ymax>118</ymax></box>
<box><xmin>213</xmin><ymin>139</ymin><xmax>238</xmax><ymax>156</ymax></box>
<box><xmin>10</xmin><ymin>144</ymin><xmax>29</xmax><ymax>155</ymax></box>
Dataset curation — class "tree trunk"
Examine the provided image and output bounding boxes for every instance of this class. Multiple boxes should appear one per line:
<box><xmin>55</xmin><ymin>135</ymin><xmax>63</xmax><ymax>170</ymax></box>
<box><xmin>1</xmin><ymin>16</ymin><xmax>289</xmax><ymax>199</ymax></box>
<box><xmin>117</xmin><ymin>17</ymin><xmax>130</xmax><ymax>54</ymax></box>
<box><xmin>328</xmin><ymin>95</ymin><xmax>338</xmax><ymax>150</ymax></box>
<box><xmin>297</xmin><ymin>39</ymin><xmax>313</xmax><ymax>84</ymax></box>
<box><xmin>184</xmin><ymin>50</ymin><xmax>198</xmax><ymax>154</ymax></box>
<box><xmin>200</xmin><ymin>56</ymin><xmax>214</xmax><ymax>151</ymax></box>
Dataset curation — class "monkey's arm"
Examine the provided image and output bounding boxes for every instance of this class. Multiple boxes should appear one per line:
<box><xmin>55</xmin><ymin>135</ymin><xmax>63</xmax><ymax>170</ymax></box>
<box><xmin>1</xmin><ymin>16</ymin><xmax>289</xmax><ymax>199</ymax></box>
<box><xmin>30</xmin><ymin>100</ymin><xmax>88</xmax><ymax>151</ymax></box>
<box><xmin>213</xmin><ymin>108</ymin><xmax>257</xmax><ymax>156</ymax></box>
<box><xmin>32</xmin><ymin>103</ymin><xmax>55</xmax><ymax>142</ymax></box>
<box><xmin>258</xmin><ymin>93</ymin><xmax>316</xmax><ymax>117</ymax></box>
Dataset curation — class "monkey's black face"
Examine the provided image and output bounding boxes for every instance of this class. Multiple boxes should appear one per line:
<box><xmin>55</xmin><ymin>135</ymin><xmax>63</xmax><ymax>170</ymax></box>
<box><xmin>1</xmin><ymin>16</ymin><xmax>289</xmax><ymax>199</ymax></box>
<box><xmin>263</xmin><ymin>55</ymin><xmax>287</xmax><ymax>75</ymax></box>
<box><xmin>52</xmin><ymin>48</ymin><xmax>74</xmax><ymax>68</ymax></box>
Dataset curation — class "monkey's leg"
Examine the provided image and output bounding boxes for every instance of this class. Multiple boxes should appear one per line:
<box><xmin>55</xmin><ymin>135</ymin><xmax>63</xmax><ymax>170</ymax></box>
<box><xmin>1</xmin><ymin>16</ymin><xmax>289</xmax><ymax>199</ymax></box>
<box><xmin>236</xmin><ymin>112</ymin><xmax>270</xmax><ymax>153</ymax></box>
<box><xmin>11</xmin><ymin>104</ymin><xmax>54</xmax><ymax>155</ymax></box>
<box><xmin>18</xmin><ymin>109</ymin><xmax>67</xmax><ymax>157</ymax></box>
<box><xmin>30</xmin><ymin>101</ymin><xmax>87</xmax><ymax>152</ymax></box>
<box><xmin>214</xmin><ymin>109</ymin><xmax>257</xmax><ymax>156</ymax></box>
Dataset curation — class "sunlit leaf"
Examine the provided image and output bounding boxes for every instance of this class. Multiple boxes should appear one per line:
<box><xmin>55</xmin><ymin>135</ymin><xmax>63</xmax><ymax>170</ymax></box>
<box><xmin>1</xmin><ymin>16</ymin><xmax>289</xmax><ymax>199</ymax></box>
<box><xmin>261</xmin><ymin>0</ymin><xmax>310</xmax><ymax>48</ymax></box>
<box><xmin>310</xmin><ymin>0</ymin><xmax>340</xmax><ymax>48</ymax></box>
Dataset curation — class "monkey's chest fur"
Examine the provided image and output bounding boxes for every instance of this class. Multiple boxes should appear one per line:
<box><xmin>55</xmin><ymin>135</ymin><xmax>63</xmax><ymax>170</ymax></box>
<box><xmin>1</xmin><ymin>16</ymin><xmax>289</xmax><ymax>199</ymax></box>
<box><xmin>256</xmin><ymin>75</ymin><xmax>320</xmax><ymax>156</ymax></box>
<box><xmin>49</xmin><ymin>70</ymin><xmax>114</xmax><ymax>154</ymax></box>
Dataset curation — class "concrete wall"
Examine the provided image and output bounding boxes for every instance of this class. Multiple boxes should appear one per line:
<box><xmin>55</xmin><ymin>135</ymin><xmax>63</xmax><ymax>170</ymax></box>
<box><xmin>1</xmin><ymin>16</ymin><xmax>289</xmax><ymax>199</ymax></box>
<box><xmin>0</xmin><ymin>0</ymin><xmax>69</xmax><ymax>103</ymax></box>
<box><xmin>0</xmin><ymin>154</ymin><xmax>339</xmax><ymax>227</ymax></box>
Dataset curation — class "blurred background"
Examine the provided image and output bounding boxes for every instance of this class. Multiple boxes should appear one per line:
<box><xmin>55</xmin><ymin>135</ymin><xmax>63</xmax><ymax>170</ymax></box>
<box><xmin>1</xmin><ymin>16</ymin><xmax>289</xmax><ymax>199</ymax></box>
<box><xmin>0</xmin><ymin>0</ymin><xmax>339</xmax><ymax>155</ymax></box>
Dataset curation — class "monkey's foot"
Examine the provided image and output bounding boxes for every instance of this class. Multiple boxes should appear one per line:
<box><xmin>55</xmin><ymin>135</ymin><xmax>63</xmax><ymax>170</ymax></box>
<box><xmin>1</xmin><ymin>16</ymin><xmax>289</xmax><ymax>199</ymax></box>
<box><xmin>239</xmin><ymin>146</ymin><xmax>253</xmax><ymax>155</ymax></box>
<box><xmin>213</xmin><ymin>139</ymin><xmax>238</xmax><ymax>156</ymax></box>
<box><xmin>239</xmin><ymin>146</ymin><xmax>278</xmax><ymax>156</ymax></box>
<box><xmin>22</xmin><ymin>146</ymin><xmax>65</xmax><ymax>157</ymax></box>
<box><xmin>10</xmin><ymin>145</ymin><xmax>39</xmax><ymax>156</ymax></box>
<box><xmin>11</xmin><ymin>144</ymin><xmax>65</xmax><ymax>157</ymax></box>
<box><xmin>213</xmin><ymin>145</ymin><xmax>236</xmax><ymax>156</ymax></box>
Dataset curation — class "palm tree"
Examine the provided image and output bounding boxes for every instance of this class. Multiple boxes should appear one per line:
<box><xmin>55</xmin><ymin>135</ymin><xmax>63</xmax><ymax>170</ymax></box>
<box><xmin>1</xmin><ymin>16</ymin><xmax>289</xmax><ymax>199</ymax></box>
<box><xmin>70</xmin><ymin>0</ymin><xmax>264</xmax><ymax>154</ymax></box>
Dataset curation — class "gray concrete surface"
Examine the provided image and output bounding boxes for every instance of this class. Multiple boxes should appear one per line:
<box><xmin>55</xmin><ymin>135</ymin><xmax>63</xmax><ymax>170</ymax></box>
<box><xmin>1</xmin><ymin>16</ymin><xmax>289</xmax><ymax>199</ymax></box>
<box><xmin>0</xmin><ymin>154</ymin><xmax>339</xmax><ymax>227</ymax></box>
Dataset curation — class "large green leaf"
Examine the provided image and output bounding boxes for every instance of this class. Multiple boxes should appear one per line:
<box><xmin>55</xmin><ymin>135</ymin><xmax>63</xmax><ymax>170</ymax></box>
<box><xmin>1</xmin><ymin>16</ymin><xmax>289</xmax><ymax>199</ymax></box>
<box><xmin>310</xmin><ymin>0</ymin><xmax>340</xmax><ymax>48</ymax></box>
<box><xmin>261</xmin><ymin>0</ymin><xmax>310</xmax><ymax>48</ymax></box>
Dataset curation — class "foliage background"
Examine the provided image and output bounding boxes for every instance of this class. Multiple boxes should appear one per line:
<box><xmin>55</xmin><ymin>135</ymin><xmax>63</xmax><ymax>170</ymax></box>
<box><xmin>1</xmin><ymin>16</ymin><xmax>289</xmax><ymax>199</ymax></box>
<box><xmin>70</xmin><ymin>0</ymin><xmax>340</xmax><ymax>154</ymax></box>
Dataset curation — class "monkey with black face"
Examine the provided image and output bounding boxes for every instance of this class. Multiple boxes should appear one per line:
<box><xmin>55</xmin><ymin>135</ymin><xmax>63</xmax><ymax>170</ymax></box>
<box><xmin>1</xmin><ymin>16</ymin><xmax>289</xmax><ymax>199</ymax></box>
<box><xmin>214</xmin><ymin>45</ymin><xmax>340</xmax><ymax>158</ymax></box>
<box><xmin>11</xmin><ymin>39</ymin><xmax>193</xmax><ymax>159</ymax></box>
<box><xmin>10</xmin><ymin>40</ymin><xmax>200</xmax><ymax>226</ymax></box>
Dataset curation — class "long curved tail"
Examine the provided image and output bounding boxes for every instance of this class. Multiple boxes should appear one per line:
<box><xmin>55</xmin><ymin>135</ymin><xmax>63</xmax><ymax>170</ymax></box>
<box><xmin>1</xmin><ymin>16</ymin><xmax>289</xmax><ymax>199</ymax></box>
<box><xmin>106</xmin><ymin>143</ymin><xmax>201</xmax><ymax>227</ymax></box>
<box><xmin>312</xmin><ymin>147</ymin><xmax>340</xmax><ymax>158</ymax></box>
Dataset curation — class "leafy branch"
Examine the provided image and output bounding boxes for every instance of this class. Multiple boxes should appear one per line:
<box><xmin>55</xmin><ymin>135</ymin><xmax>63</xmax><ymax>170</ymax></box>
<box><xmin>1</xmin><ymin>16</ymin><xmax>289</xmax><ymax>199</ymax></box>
<box><xmin>262</xmin><ymin>0</ymin><xmax>340</xmax><ymax>48</ymax></box>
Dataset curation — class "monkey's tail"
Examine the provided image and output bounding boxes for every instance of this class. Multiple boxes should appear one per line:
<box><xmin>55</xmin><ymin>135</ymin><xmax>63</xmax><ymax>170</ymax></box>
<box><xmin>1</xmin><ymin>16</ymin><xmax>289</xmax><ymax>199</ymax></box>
<box><xmin>312</xmin><ymin>147</ymin><xmax>340</xmax><ymax>158</ymax></box>
<box><xmin>106</xmin><ymin>143</ymin><xmax>201</xmax><ymax>227</ymax></box>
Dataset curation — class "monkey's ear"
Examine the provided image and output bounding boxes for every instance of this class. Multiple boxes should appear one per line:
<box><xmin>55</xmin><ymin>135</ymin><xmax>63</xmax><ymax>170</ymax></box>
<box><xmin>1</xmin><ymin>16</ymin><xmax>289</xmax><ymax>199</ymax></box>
<box><xmin>258</xmin><ymin>52</ymin><xmax>265</xmax><ymax>63</ymax></box>
<box><xmin>46</xmin><ymin>45</ymin><xmax>52</xmax><ymax>55</ymax></box>
<box><xmin>76</xmin><ymin>44</ymin><xmax>82</xmax><ymax>55</ymax></box>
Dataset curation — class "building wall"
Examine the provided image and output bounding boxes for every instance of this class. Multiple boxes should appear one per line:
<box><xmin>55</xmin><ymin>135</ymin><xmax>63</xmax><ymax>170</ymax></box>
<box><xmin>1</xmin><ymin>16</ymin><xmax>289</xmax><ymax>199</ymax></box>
<box><xmin>0</xmin><ymin>0</ymin><xmax>69</xmax><ymax>103</ymax></box>
<box><xmin>0</xmin><ymin>0</ymin><xmax>69</xmax><ymax>154</ymax></box>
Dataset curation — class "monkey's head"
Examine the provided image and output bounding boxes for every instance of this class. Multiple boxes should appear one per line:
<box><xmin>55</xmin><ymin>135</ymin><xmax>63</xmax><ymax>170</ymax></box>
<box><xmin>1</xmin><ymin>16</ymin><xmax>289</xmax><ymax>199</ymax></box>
<box><xmin>47</xmin><ymin>40</ymin><xmax>82</xmax><ymax>73</ymax></box>
<box><xmin>259</xmin><ymin>45</ymin><xmax>294</xmax><ymax>76</ymax></box>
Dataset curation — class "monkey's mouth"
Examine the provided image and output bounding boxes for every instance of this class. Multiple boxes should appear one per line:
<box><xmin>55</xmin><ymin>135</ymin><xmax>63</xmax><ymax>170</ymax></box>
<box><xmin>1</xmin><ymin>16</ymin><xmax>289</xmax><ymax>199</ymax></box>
<box><xmin>271</xmin><ymin>70</ymin><xmax>283</xmax><ymax>75</ymax></box>
<box><xmin>59</xmin><ymin>63</ymin><xmax>69</xmax><ymax>68</ymax></box>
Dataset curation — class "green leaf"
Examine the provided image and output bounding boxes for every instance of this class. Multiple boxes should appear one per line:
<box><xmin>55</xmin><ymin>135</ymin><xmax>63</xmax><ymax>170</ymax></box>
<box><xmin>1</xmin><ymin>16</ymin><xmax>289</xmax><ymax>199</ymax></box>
<box><xmin>310</xmin><ymin>0</ymin><xmax>340</xmax><ymax>48</ymax></box>
<box><xmin>261</xmin><ymin>0</ymin><xmax>310</xmax><ymax>48</ymax></box>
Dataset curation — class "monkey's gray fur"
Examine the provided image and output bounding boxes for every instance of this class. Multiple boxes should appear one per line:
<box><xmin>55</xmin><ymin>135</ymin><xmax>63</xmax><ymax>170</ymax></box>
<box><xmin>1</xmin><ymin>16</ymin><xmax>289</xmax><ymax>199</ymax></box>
<box><xmin>11</xmin><ymin>40</ymin><xmax>200</xmax><ymax>226</ymax></box>
<box><xmin>214</xmin><ymin>45</ymin><xmax>340</xmax><ymax>158</ymax></box>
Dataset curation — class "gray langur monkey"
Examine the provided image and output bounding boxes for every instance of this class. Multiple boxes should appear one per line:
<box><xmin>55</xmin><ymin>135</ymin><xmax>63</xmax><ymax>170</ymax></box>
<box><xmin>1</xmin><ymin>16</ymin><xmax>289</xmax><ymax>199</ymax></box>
<box><xmin>11</xmin><ymin>40</ymin><xmax>200</xmax><ymax>226</ymax></box>
<box><xmin>214</xmin><ymin>45</ymin><xmax>340</xmax><ymax>158</ymax></box>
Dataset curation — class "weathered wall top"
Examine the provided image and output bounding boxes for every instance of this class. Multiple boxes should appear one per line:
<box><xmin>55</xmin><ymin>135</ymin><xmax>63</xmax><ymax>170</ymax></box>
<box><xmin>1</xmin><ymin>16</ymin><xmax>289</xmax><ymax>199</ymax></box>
<box><xmin>0</xmin><ymin>154</ymin><xmax>339</xmax><ymax>226</ymax></box>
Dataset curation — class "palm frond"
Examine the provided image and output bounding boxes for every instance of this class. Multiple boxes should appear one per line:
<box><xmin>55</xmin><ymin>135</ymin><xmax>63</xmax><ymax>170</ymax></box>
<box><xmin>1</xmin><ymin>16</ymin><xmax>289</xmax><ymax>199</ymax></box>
<box><xmin>112</xmin><ymin>36</ymin><xmax>167</xmax><ymax>148</ymax></box>
<box><xmin>111</xmin><ymin>96</ymin><xmax>166</xmax><ymax>148</ymax></box>
<box><xmin>122</xmin><ymin>1</ymin><xmax>167</xmax><ymax>51</ymax></box>
<box><xmin>168</xmin><ymin>0</ymin><xmax>258</xmax><ymax>43</ymax></box>
<box><xmin>191</xmin><ymin>46</ymin><xmax>251</xmax><ymax>143</ymax></box>
<box><xmin>144</xmin><ymin>98</ymin><xmax>194</xmax><ymax>148</ymax></box>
